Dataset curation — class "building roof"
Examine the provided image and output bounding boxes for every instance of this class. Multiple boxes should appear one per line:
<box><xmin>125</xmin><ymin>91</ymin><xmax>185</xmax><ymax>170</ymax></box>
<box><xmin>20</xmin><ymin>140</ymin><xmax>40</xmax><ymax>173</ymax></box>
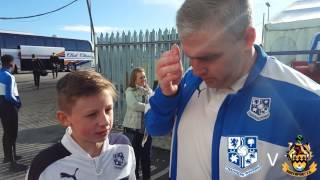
<box><xmin>266</xmin><ymin>0</ymin><xmax>320</xmax><ymax>30</ymax></box>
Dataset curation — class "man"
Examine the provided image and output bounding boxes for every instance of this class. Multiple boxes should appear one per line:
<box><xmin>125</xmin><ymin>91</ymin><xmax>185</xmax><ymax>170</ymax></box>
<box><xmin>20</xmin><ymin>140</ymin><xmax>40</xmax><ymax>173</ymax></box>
<box><xmin>50</xmin><ymin>53</ymin><xmax>59</xmax><ymax>79</ymax></box>
<box><xmin>32</xmin><ymin>54</ymin><xmax>41</xmax><ymax>89</ymax></box>
<box><xmin>0</xmin><ymin>55</ymin><xmax>27</xmax><ymax>172</ymax></box>
<box><xmin>145</xmin><ymin>0</ymin><xmax>320</xmax><ymax>179</ymax></box>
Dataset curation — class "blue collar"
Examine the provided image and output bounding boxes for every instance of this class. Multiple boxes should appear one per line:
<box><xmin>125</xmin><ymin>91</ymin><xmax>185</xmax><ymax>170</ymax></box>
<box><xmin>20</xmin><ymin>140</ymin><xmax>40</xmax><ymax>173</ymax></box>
<box><xmin>1</xmin><ymin>68</ymin><xmax>11</xmax><ymax>73</ymax></box>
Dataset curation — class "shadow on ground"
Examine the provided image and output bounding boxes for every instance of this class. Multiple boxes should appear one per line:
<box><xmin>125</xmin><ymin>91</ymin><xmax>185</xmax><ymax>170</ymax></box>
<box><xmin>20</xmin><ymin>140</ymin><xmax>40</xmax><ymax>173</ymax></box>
<box><xmin>17</xmin><ymin>125</ymin><xmax>65</xmax><ymax>144</ymax></box>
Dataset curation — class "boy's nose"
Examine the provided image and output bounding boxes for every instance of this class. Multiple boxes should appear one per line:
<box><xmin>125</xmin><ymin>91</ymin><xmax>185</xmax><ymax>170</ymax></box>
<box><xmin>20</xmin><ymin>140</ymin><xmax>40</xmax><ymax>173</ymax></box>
<box><xmin>98</xmin><ymin>114</ymin><xmax>110</xmax><ymax>126</ymax></box>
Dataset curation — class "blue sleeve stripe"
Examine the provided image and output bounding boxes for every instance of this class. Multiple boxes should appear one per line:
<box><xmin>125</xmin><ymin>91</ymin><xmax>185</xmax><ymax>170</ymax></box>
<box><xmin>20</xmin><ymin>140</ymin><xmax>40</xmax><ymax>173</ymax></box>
<box><xmin>1</xmin><ymin>71</ymin><xmax>19</xmax><ymax>106</ymax></box>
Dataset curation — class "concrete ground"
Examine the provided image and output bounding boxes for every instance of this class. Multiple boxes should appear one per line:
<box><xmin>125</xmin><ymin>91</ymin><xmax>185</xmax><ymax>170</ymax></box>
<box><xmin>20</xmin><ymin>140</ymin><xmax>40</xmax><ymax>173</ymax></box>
<box><xmin>0</xmin><ymin>72</ymin><xmax>170</xmax><ymax>180</ymax></box>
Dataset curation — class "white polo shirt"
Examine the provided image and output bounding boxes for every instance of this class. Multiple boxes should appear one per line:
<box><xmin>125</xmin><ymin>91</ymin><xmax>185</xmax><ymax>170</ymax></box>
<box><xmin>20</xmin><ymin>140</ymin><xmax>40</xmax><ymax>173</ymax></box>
<box><xmin>177</xmin><ymin>75</ymin><xmax>247</xmax><ymax>180</ymax></box>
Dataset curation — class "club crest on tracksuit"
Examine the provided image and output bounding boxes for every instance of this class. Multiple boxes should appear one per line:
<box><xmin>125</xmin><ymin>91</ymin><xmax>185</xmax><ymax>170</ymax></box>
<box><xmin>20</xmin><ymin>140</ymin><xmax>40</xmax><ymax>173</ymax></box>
<box><xmin>225</xmin><ymin>136</ymin><xmax>261</xmax><ymax>177</ymax></box>
<box><xmin>113</xmin><ymin>152</ymin><xmax>127</xmax><ymax>169</ymax></box>
<box><xmin>247</xmin><ymin>97</ymin><xmax>271</xmax><ymax>121</ymax></box>
<box><xmin>282</xmin><ymin>135</ymin><xmax>317</xmax><ymax>177</ymax></box>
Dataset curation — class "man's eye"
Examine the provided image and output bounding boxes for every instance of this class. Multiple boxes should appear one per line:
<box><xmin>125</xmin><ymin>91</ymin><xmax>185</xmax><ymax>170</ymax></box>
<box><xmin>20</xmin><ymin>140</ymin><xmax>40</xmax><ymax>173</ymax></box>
<box><xmin>199</xmin><ymin>54</ymin><xmax>222</xmax><ymax>62</ymax></box>
<box><xmin>200</xmin><ymin>57</ymin><xmax>213</xmax><ymax>62</ymax></box>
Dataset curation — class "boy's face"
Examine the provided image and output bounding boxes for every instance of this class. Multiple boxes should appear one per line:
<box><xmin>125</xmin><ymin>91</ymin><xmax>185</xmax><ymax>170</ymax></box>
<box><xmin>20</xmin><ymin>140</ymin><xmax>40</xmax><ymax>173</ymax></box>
<box><xmin>57</xmin><ymin>90</ymin><xmax>114</xmax><ymax>149</ymax></box>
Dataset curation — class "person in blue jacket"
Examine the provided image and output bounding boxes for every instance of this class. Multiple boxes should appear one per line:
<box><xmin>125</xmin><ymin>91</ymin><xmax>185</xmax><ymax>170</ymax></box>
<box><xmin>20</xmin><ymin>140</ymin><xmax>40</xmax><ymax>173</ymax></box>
<box><xmin>145</xmin><ymin>0</ymin><xmax>320</xmax><ymax>179</ymax></box>
<box><xmin>0</xmin><ymin>54</ymin><xmax>27</xmax><ymax>172</ymax></box>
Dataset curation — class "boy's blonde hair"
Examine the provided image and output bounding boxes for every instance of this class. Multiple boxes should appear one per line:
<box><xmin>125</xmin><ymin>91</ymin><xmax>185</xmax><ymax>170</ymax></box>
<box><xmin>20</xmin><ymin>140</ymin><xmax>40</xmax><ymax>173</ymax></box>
<box><xmin>56</xmin><ymin>70</ymin><xmax>117</xmax><ymax>114</ymax></box>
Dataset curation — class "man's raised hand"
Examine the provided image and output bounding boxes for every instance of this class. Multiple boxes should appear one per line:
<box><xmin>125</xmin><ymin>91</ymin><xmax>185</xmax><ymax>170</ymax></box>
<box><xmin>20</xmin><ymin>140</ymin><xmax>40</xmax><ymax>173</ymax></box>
<box><xmin>156</xmin><ymin>44</ymin><xmax>184</xmax><ymax>96</ymax></box>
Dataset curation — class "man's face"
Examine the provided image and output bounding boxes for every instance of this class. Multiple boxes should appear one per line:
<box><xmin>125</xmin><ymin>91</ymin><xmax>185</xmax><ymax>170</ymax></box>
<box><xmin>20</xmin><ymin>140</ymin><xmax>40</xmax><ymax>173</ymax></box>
<box><xmin>9</xmin><ymin>61</ymin><xmax>15</xmax><ymax>73</ymax></box>
<box><xmin>60</xmin><ymin>90</ymin><xmax>114</xmax><ymax>149</ymax></box>
<box><xmin>181</xmin><ymin>27</ymin><xmax>248</xmax><ymax>89</ymax></box>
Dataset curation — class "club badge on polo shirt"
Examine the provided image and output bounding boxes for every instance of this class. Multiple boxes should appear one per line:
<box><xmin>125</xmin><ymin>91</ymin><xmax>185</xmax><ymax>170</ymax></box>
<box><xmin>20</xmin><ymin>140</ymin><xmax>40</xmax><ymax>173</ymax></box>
<box><xmin>113</xmin><ymin>152</ymin><xmax>127</xmax><ymax>169</ymax></box>
<box><xmin>282</xmin><ymin>135</ymin><xmax>317</xmax><ymax>177</ymax></box>
<box><xmin>247</xmin><ymin>97</ymin><xmax>271</xmax><ymax>121</ymax></box>
<box><xmin>225</xmin><ymin>136</ymin><xmax>261</xmax><ymax>177</ymax></box>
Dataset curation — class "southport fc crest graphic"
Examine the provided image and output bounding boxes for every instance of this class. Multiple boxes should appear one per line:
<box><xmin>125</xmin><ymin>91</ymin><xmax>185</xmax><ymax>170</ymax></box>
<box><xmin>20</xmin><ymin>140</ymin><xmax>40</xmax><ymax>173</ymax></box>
<box><xmin>225</xmin><ymin>136</ymin><xmax>261</xmax><ymax>177</ymax></box>
<box><xmin>282</xmin><ymin>135</ymin><xmax>317</xmax><ymax>177</ymax></box>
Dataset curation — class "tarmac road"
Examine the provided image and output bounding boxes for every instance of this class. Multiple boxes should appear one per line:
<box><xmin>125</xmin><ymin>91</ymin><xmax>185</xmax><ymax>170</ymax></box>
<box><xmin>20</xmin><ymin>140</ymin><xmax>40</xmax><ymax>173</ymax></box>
<box><xmin>0</xmin><ymin>72</ymin><xmax>169</xmax><ymax>180</ymax></box>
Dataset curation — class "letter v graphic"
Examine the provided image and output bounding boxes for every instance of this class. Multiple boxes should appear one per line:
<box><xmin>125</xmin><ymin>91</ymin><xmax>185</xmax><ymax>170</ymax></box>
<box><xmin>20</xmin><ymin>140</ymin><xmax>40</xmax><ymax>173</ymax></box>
<box><xmin>267</xmin><ymin>153</ymin><xmax>278</xmax><ymax>166</ymax></box>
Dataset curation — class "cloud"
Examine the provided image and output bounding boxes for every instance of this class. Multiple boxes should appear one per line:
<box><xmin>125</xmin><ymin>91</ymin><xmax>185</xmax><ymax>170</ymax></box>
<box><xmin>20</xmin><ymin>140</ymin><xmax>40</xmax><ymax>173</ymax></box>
<box><xmin>142</xmin><ymin>0</ymin><xmax>184</xmax><ymax>8</ymax></box>
<box><xmin>62</xmin><ymin>25</ymin><xmax>122</xmax><ymax>33</ymax></box>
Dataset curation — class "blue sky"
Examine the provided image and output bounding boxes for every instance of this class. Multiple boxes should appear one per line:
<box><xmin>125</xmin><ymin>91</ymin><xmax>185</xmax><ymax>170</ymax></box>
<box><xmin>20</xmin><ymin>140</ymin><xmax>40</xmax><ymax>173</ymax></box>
<box><xmin>0</xmin><ymin>0</ymin><xmax>294</xmax><ymax>43</ymax></box>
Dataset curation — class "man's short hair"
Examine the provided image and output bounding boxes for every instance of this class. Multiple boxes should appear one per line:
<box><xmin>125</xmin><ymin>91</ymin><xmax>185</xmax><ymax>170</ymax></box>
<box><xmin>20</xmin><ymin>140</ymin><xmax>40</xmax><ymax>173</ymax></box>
<box><xmin>1</xmin><ymin>54</ymin><xmax>14</xmax><ymax>68</ymax></box>
<box><xmin>176</xmin><ymin>0</ymin><xmax>252</xmax><ymax>39</ymax></box>
<box><xmin>56</xmin><ymin>70</ymin><xmax>117</xmax><ymax>114</ymax></box>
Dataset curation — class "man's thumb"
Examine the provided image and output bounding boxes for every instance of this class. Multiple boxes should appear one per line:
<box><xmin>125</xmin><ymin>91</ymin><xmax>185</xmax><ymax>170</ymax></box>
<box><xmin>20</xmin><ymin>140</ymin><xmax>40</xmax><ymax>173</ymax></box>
<box><xmin>171</xmin><ymin>44</ymin><xmax>180</xmax><ymax>57</ymax></box>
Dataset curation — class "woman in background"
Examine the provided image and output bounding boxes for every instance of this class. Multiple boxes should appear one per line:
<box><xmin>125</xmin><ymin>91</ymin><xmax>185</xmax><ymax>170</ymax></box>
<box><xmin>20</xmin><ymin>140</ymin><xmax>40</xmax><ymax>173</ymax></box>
<box><xmin>123</xmin><ymin>67</ymin><xmax>152</xmax><ymax>180</ymax></box>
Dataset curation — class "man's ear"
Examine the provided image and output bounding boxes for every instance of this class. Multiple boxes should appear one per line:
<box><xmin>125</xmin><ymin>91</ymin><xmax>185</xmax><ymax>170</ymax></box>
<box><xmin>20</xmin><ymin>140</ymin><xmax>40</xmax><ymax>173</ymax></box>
<box><xmin>56</xmin><ymin>111</ymin><xmax>70</xmax><ymax>127</ymax></box>
<box><xmin>244</xmin><ymin>27</ymin><xmax>256</xmax><ymax>48</ymax></box>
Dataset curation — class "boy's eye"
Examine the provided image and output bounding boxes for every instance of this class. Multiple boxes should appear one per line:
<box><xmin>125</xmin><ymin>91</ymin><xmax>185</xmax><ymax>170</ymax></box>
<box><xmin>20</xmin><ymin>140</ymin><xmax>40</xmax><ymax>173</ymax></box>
<box><xmin>105</xmin><ymin>107</ymin><xmax>112</xmax><ymax>113</ymax></box>
<box><xmin>87</xmin><ymin>112</ymin><xmax>97</xmax><ymax>117</ymax></box>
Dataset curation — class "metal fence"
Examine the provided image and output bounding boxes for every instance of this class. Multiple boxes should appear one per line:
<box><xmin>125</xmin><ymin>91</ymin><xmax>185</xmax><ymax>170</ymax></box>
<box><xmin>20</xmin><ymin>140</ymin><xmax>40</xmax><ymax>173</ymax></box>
<box><xmin>96</xmin><ymin>28</ymin><xmax>189</xmax><ymax>127</ymax></box>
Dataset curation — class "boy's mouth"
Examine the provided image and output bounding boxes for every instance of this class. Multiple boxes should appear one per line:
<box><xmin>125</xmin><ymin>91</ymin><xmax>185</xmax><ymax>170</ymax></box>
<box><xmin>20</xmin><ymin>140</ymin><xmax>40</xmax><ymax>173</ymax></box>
<box><xmin>96</xmin><ymin>130</ymin><xmax>108</xmax><ymax>136</ymax></box>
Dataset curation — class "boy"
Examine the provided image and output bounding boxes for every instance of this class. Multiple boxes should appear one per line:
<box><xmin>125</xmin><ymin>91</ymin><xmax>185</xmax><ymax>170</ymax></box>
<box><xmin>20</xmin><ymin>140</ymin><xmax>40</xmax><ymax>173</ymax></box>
<box><xmin>26</xmin><ymin>71</ymin><xmax>136</xmax><ymax>180</ymax></box>
<box><xmin>0</xmin><ymin>54</ymin><xmax>27</xmax><ymax>172</ymax></box>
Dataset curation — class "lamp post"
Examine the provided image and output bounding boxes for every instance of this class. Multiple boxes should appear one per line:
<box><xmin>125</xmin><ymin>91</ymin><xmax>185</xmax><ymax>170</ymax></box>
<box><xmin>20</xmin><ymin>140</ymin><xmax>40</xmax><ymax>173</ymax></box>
<box><xmin>86</xmin><ymin>0</ymin><xmax>98</xmax><ymax>71</ymax></box>
<box><xmin>261</xmin><ymin>12</ymin><xmax>265</xmax><ymax>45</ymax></box>
<box><xmin>266</xmin><ymin>2</ymin><xmax>270</xmax><ymax>22</ymax></box>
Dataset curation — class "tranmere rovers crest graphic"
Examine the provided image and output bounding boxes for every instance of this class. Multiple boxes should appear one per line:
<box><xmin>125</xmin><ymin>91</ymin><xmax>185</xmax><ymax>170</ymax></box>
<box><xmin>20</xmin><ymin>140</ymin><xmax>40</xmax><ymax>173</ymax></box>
<box><xmin>225</xmin><ymin>136</ymin><xmax>261</xmax><ymax>177</ymax></box>
<box><xmin>113</xmin><ymin>152</ymin><xmax>127</xmax><ymax>169</ymax></box>
<box><xmin>247</xmin><ymin>97</ymin><xmax>271</xmax><ymax>121</ymax></box>
<box><xmin>282</xmin><ymin>135</ymin><xmax>317</xmax><ymax>177</ymax></box>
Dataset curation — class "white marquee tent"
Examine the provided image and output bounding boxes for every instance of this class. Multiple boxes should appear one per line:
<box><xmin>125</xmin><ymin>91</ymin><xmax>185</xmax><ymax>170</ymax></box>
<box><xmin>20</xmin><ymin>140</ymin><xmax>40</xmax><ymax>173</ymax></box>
<box><xmin>263</xmin><ymin>0</ymin><xmax>320</xmax><ymax>64</ymax></box>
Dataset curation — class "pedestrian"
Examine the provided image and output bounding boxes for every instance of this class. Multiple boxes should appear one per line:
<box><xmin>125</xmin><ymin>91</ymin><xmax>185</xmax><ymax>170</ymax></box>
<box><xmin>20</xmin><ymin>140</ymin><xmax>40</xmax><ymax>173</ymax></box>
<box><xmin>0</xmin><ymin>54</ymin><xmax>27</xmax><ymax>172</ymax></box>
<box><xmin>49</xmin><ymin>52</ymin><xmax>59</xmax><ymax>79</ymax></box>
<box><xmin>31</xmin><ymin>54</ymin><xmax>41</xmax><ymax>89</ymax></box>
<box><xmin>123</xmin><ymin>67</ymin><xmax>152</xmax><ymax>180</ymax></box>
<box><xmin>145</xmin><ymin>0</ymin><xmax>320</xmax><ymax>179</ymax></box>
<box><xmin>26</xmin><ymin>70</ymin><xmax>136</xmax><ymax>180</ymax></box>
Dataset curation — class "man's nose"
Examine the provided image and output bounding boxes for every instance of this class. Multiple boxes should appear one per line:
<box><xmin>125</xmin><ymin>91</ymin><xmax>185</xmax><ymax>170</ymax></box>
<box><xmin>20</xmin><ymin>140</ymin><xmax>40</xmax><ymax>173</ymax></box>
<box><xmin>191</xmin><ymin>59</ymin><xmax>207</xmax><ymax>77</ymax></box>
